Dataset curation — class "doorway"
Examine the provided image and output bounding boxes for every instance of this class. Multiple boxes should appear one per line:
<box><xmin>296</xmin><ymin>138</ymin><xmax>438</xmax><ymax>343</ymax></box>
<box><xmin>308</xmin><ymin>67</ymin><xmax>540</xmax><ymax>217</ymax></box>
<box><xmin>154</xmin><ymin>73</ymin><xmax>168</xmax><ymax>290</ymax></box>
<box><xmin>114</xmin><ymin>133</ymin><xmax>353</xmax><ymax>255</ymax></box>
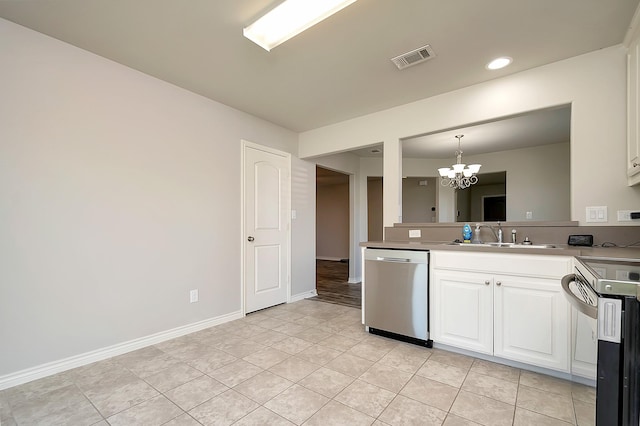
<box><xmin>314</xmin><ymin>166</ymin><xmax>360</xmax><ymax>308</ymax></box>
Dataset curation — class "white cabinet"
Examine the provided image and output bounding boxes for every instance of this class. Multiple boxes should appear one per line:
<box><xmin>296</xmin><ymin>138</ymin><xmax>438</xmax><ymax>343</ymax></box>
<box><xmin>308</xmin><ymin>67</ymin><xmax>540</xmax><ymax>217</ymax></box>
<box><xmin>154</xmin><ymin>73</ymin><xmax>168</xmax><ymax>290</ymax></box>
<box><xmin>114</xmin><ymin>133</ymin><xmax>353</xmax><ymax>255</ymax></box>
<box><xmin>430</xmin><ymin>250</ymin><xmax>572</xmax><ymax>372</ymax></box>
<box><xmin>628</xmin><ymin>34</ymin><xmax>640</xmax><ymax>185</ymax></box>
<box><xmin>430</xmin><ymin>269</ymin><xmax>493</xmax><ymax>354</ymax></box>
<box><xmin>493</xmin><ymin>275</ymin><xmax>569</xmax><ymax>371</ymax></box>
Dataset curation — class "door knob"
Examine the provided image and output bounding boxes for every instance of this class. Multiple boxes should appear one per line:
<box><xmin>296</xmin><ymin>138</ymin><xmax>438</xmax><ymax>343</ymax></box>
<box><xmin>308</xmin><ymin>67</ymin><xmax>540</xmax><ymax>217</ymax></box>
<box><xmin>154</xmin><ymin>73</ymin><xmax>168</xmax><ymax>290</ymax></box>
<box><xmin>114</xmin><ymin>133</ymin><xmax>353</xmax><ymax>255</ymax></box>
<box><xmin>247</xmin><ymin>236</ymin><xmax>255</xmax><ymax>242</ymax></box>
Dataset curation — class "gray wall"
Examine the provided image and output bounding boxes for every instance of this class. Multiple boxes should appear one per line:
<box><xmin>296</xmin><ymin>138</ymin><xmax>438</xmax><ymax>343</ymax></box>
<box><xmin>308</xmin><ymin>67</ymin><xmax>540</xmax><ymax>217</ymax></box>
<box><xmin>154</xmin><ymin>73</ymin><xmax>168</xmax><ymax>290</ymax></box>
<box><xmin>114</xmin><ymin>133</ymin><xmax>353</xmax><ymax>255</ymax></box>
<box><xmin>403</xmin><ymin>142</ymin><xmax>571</xmax><ymax>222</ymax></box>
<box><xmin>316</xmin><ymin>182</ymin><xmax>350</xmax><ymax>259</ymax></box>
<box><xmin>0</xmin><ymin>19</ymin><xmax>316</xmax><ymax>379</ymax></box>
<box><xmin>402</xmin><ymin>177</ymin><xmax>436</xmax><ymax>223</ymax></box>
<box><xmin>367</xmin><ymin>177</ymin><xmax>383</xmax><ymax>241</ymax></box>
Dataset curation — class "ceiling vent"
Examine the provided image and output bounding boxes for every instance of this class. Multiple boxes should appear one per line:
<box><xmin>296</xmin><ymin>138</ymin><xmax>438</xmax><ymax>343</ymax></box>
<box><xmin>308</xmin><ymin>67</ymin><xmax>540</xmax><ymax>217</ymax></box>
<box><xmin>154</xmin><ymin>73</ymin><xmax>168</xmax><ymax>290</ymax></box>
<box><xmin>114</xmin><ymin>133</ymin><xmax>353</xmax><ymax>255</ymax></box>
<box><xmin>391</xmin><ymin>45</ymin><xmax>436</xmax><ymax>70</ymax></box>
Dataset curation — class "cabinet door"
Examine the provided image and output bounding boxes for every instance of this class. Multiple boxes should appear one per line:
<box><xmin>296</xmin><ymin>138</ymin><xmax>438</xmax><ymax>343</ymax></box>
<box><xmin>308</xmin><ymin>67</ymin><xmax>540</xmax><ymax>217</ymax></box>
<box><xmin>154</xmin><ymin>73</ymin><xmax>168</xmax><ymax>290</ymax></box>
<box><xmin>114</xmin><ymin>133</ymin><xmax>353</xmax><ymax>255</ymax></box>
<box><xmin>431</xmin><ymin>270</ymin><xmax>493</xmax><ymax>354</ymax></box>
<box><xmin>494</xmin><ymin>275</ymin><xmax>570</xmax><ymax>372</ymax></box>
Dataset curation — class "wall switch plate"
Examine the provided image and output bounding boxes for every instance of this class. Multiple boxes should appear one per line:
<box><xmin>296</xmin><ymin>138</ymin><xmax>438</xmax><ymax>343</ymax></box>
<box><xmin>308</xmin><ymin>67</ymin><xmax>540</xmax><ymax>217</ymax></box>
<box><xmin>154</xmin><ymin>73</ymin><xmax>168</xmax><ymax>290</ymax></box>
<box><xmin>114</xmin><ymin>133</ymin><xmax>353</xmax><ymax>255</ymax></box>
<box><xmin>190</xmin><ymin>289</ymin><xmax>199</xmax><ymax>303</ymax></box>
<box><xmin>409</xmin><ymin>229</ymin><xmax>421</xmax><ymax>238</ymax></box>
<box><xmin>525</xmin><ymin>211</ymin><xmax>533</xmax><ymax>219</ymax></box>
<box><xmin>586</xmin><ymin>206</ymin><xmax>608</xmax><ymax>223</ymax></box>
<box><xmin>291</xmin><ymin>210</ymin><xmax>297</xmax><ymax>219</ymax></box>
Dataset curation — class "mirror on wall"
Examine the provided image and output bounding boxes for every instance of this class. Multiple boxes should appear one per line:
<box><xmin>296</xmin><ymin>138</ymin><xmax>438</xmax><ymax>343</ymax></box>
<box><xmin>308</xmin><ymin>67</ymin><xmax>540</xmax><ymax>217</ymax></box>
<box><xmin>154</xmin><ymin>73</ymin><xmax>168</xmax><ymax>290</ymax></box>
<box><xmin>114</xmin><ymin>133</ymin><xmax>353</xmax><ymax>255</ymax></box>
<box><xmin>401</xmin><ymin>105</ymin><xmax>571</xmax><ymax>223</ymax></box>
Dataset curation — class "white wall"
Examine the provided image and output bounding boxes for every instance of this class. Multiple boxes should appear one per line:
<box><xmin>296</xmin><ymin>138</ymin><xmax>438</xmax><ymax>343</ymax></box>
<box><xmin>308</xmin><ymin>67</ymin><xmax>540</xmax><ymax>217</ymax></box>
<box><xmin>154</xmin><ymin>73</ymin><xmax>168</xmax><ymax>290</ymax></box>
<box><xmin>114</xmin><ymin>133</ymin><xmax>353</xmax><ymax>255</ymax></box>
<box><xmin>299</xmin><ymin>46</ymin><xmax>640</xmax><ymax>226</ymax></box>
<box><xmin>291</xmin><ymin>157</ymin><xmax>317</xmax><ymax>297</ymax></box>
<box><xmin>0</xmin><ymin>19</ymin><xmax>316</xmax><ymax>380</ymax></box>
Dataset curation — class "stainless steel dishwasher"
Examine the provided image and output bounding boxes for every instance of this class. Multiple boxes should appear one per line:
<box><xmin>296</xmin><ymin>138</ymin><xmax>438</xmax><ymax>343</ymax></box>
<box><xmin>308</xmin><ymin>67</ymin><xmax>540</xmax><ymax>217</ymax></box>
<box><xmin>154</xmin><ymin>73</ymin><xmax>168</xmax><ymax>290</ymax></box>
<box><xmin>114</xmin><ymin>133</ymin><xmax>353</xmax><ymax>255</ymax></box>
<box><xmin>364</xmin><ymin>248</ymin><xmax>431</xmax><ymax>347</ymax></box>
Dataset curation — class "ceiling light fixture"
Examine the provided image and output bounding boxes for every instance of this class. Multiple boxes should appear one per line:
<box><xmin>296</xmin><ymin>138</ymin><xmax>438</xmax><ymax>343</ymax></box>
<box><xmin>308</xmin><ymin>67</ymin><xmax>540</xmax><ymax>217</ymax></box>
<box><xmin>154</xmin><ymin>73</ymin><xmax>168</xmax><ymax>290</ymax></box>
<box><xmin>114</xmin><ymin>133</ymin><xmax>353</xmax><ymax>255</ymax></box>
<box><xmin>486</xmin><ymin>56</ymin><xmax>513</xmax><ymax>70</ymax></box>
<box><xmin>243</xmin><ymin>0</ymin><xmax>358</xmax><ymax>51</ymax></box>
<box><xmin>438</xmin><ymin>135</ymin><xmax>481</xmax><ymax>190</ymax></box>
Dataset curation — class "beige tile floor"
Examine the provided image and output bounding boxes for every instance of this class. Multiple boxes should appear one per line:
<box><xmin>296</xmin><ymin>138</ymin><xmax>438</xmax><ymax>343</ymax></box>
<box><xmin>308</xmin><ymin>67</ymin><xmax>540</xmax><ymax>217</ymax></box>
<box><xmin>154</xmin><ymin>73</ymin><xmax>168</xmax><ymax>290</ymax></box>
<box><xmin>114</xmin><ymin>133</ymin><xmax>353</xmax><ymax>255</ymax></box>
<box><xmin>0</xmin><ymin>299</ymin><xmax>596</xmax><ymax>426</ymax></box>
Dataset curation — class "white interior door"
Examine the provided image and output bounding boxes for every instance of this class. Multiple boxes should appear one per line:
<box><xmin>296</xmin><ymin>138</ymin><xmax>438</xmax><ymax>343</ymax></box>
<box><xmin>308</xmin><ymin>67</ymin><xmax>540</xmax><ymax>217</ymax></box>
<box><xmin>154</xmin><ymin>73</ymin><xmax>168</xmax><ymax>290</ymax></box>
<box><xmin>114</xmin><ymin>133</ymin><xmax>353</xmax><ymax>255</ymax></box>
<box><xmin>243</xmin><ymin>143</ymin><xmax>290</xmax><ymax>313</ymax></box>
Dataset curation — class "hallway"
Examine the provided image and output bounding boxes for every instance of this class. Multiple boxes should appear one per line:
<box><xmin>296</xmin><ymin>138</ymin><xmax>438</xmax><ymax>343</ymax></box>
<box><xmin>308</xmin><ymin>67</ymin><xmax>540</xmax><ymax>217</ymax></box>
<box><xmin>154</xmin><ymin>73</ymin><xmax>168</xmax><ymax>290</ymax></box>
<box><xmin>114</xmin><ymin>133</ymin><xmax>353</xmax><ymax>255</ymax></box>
<box><xmin>311</xmin><ymin>260</ymin><xmax>361</xmax><ymax>309</ymax></box>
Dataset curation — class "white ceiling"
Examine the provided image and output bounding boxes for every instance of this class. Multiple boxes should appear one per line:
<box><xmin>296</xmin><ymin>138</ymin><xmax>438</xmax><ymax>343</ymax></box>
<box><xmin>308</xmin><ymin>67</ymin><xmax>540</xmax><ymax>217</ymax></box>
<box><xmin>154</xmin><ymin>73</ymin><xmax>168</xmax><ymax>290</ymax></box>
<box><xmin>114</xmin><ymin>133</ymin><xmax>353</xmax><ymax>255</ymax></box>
<box><xmin>0</xmin><ymin>0</ymin><xmax>638</xmax><ymax>133</ymax></box>
<box><xmin>402</xmin><ymin>105</ymin><xmax>571</xmax><ymax>158</ymax></box>
<box><xmin>350</xmin><ymin>105</ymin><xmax>571</xmax><ymax>158</ymax></box>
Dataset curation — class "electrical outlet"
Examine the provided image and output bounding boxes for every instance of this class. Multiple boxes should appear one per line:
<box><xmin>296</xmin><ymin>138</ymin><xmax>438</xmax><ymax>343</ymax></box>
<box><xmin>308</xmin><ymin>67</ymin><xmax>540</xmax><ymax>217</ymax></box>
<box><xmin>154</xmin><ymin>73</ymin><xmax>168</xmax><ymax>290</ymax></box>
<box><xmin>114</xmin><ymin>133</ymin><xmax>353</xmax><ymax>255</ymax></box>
<box><xmin>617</xmin><ymin>210</ymin><xmax>632</xmax><ymax>221</ymax></box>
<box><xmin>616</xmin><ymin>210</ymin><xmax>640</xmax><ymax>221</ymax></box>
<box><xmin>409</xmin><ymin>229</ymin><xmax>421</xmax><ymax>238</ymax></box>
<box><xmin>190</xmin><ymin>289</ymin><xmax>199</xmax><ymax>303</ymax></box>
<box><xmin>526</xmin><ymin>211</ymin><xmax>533</xmax><ymax>220</ymax></box>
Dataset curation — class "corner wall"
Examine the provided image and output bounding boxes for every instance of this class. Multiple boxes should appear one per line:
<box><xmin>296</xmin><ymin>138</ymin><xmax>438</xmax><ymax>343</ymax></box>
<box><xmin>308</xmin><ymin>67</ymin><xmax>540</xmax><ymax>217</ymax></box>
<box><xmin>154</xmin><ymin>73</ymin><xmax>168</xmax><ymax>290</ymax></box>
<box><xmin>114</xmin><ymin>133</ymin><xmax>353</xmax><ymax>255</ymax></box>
<box><xmin>0</xmin><ymin>19</ymin><xmax>315</xmax><ymax>380</ymax></box>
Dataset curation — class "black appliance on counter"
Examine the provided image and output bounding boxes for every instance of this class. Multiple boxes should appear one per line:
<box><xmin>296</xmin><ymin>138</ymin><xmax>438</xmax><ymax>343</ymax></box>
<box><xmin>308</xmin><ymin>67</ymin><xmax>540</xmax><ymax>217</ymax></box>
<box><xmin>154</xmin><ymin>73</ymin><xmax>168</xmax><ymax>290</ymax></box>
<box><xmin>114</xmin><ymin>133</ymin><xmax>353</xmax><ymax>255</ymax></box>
<box><xmin>562</xmin><ymin>258</ymin><xmax>640</xmax><ymax>426</ymax></box>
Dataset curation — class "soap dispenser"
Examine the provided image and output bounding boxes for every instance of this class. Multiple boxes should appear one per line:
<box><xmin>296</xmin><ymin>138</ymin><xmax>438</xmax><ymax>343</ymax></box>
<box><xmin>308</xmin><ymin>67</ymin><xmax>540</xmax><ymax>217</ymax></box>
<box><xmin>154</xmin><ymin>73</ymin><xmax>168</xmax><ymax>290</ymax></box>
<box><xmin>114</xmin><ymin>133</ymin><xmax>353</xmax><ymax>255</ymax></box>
<box><xmin>472</xmin><ymin>224</ymin><xmax>482</xmax><ymax>244</ymax></box>
<box><xmin>462</xmin><ymin>223</ymin><xmax>472</xmax><ymax>243</ymax></box>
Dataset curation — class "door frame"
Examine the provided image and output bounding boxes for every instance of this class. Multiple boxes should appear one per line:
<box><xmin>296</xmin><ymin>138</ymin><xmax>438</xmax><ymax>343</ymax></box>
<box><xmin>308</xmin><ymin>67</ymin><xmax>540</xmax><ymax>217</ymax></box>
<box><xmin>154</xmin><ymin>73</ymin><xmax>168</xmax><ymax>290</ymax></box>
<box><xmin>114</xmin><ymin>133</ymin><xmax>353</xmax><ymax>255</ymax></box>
<box><xmin>240</xmin><ymin>139</ymin><xmax>292</xmax><ymax>316</ymax></box>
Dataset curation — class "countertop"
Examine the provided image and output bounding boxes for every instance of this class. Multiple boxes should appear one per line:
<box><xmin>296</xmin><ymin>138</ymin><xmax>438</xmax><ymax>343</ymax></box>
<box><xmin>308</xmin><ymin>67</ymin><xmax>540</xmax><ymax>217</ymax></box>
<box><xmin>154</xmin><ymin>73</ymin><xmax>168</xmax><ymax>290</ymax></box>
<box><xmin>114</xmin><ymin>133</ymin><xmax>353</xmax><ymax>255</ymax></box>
<box><xmin>361</xmin><ymin>240</ymin><xmax>640</xmax><ymax>261</ymax></box>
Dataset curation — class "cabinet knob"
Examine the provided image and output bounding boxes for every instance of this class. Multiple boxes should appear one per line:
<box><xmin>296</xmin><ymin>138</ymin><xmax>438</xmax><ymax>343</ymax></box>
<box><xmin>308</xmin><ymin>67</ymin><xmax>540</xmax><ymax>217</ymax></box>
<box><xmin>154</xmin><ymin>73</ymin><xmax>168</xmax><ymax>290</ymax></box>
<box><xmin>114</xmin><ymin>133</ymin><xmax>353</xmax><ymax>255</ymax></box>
<box><xmin>496</xmin><ymin>281</ymin><xmax>502</xmax><ymax>286</ymax></box>
<box><xmin>484</xmin><ymin>280</ymin><xmax>490</xmax><ymax>285</ymax></box>
<box><xmin>634</xmin><ymin>162</ymin><xmax>639</xmax><ymax>168</ymax></box>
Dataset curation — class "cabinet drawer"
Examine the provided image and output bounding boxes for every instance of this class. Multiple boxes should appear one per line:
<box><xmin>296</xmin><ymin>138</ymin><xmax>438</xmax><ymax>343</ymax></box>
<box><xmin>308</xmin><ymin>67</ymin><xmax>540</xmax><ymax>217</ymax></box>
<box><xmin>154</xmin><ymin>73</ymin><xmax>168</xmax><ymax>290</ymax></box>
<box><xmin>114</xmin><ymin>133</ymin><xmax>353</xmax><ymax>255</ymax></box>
<box><xmin>431</xmin><ymin>250</ymin><xmax>571</xmax><ymax>279</ymax></box>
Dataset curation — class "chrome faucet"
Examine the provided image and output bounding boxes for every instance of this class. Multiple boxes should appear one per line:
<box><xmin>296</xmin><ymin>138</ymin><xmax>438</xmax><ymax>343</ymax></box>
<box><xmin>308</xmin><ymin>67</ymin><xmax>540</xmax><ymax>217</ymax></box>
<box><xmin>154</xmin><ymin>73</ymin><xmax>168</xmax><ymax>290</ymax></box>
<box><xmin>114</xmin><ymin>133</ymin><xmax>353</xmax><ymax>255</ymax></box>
<box><xmin>475</xmin><ymin>222</ymin><xmax>503</xmax><ymax>243</ymax></box>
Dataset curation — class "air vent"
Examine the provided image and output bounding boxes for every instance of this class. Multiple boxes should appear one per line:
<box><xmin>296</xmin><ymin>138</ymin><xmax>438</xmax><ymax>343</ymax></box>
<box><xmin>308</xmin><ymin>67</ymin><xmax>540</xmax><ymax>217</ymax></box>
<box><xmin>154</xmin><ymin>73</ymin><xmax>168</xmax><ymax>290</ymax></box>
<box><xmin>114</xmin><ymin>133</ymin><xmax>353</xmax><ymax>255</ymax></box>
<box><xmin>391</xmin><ymin>45</ymin><xmax>436</xmax><ymax>70</ymax></box>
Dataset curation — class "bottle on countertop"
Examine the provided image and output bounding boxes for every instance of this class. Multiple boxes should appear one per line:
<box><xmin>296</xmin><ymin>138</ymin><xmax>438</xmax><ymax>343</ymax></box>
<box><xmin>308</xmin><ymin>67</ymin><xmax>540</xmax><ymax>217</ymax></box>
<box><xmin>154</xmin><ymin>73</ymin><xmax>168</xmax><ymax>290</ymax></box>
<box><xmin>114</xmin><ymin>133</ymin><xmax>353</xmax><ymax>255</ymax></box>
<box><xmin>462</xmin><ymin>223</ymin><xmax>472</xmax><ymax>243</ymax></box>
<box><xmin>472</xmin><ymin>224</ymin><xmax>482</xmax><ymax>244</ymax></box>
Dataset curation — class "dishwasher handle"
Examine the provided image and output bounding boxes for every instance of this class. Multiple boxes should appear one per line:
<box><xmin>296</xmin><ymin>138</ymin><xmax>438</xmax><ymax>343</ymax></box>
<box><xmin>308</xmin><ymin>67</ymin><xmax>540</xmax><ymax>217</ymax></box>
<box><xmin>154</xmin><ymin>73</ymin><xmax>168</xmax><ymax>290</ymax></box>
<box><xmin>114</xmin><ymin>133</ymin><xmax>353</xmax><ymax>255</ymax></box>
<box><xmin>375</xmin><ymin>256</ymin><xmax>412</xmax><ymax>263</ymax></box>
<box><xmin>561</xmin><ymin>274</ymin><xmax>598</xmax><ymax>319</ymax></box>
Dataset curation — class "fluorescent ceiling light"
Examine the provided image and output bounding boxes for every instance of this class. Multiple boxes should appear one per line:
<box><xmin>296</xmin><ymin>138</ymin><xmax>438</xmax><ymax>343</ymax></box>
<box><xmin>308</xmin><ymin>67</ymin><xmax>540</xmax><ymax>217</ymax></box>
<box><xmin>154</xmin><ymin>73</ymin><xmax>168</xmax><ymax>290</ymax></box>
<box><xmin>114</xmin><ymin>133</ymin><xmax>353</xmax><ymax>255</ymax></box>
<box><xmin>243</xmin><ymin>0</ymin><xmax>358</xmax><ymax>51</ymax></box>
<box><xmin>486</xmin><ymin>57</ymin><xmax>513</xmax><ymax>70</ymax></box>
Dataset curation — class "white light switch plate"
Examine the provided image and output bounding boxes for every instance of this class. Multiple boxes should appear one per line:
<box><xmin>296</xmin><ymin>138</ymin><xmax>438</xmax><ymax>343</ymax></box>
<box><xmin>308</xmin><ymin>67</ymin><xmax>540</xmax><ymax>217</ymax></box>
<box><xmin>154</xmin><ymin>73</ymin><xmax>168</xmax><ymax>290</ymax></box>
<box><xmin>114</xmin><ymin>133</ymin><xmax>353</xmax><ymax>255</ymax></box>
<box><xmin>586</xmin><ymin>206</ymin><xmax>607</xmax><ymax>223</ymax></box>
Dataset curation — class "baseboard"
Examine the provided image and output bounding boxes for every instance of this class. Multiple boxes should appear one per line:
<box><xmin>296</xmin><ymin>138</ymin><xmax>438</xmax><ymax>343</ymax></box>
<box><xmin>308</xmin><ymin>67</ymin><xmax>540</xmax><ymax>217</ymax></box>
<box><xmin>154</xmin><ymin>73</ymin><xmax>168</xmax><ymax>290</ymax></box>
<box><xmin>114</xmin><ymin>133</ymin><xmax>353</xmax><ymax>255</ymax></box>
<box><xmin>289</xmin><ymin>289</ymin><xmax>318</xmax><ymax>303</ymax></box>
<box><xmin>0</xmin><ymin>310</ymin><xmax>243</xmax><ymax>391</ymax></box>
<box><xmin>316</xmin><ymin>256</ymin><xmax>343</xmax><ymax>261</ymax></box>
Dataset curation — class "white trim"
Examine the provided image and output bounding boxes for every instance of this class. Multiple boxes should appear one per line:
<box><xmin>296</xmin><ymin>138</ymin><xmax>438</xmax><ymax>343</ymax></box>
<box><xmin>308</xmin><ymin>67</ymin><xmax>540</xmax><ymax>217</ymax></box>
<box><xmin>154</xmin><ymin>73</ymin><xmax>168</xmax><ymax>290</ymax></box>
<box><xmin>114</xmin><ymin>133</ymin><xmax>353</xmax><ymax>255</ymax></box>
<box><xmin>289</xmin><ymin>289</ymin><xmax>318</xmax><ymax>303</ymax></box>
<box><xmin>316</xmin><ymin>256</ymin><xmax>345</xmax><ymax>262</ymax></box>
<box><xmin>348</xmin><ymin>276</ymin><xmax>362</xmax><ymax>284</ymax></box>
<box><xmin>0</xmin><ymin>310</ymin><xmax>242</xmax><ymax>391</ymax></box>
<box><xmin>241</xmin><ymin>140</ymin><xmax>292</xmax><ymax>315</ymax></box>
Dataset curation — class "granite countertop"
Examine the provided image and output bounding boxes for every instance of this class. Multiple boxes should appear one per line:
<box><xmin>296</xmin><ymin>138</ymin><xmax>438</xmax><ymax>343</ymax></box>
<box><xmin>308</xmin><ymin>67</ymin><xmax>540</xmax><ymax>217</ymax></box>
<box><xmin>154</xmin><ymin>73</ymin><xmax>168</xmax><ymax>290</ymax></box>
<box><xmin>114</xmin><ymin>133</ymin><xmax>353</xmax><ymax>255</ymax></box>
<box><xmin>361</xmin><ymin>240</ymin><xmax>640</xmax><ymax>260</ymax></box>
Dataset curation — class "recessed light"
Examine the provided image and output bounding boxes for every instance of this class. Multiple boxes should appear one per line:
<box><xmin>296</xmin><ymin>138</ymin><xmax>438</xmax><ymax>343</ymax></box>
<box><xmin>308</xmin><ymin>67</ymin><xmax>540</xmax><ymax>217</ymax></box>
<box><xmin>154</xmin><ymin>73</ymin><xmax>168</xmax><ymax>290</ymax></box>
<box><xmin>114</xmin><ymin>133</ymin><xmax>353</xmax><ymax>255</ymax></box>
<box><xmin>486</xmin><ymin>57</ymin><xmax>513</xmax><ymax>70</ymax></box>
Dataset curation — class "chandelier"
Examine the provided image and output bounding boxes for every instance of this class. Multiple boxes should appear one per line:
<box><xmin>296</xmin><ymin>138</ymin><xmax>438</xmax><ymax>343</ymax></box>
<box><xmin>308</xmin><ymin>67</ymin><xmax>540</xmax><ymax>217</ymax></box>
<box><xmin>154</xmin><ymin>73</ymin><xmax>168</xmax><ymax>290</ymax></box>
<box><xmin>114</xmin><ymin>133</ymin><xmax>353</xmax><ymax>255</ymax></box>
<box><xmin>437</xmin><ymin>135</ymin><xmax>481</xmax><ymax>190</ymax></box>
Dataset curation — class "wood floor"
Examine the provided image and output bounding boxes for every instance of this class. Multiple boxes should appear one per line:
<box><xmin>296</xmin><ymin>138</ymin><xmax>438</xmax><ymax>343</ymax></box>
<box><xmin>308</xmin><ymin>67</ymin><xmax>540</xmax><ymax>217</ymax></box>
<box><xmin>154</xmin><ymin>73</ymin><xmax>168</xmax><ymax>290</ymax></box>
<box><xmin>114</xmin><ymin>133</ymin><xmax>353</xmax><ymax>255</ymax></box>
<box><xmin>310</xmin><ymin>259</ymin><xmax>361</xmax><ymax>309</ymax></box>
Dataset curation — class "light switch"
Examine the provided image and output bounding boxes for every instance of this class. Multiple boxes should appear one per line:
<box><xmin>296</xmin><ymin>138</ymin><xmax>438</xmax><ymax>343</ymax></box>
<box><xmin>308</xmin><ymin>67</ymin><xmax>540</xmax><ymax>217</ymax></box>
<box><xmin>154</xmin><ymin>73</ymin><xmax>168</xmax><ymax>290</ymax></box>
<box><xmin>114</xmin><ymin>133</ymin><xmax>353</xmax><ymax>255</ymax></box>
<box><xmin>586</xmin><ymin>206</ymin><xmax>608</xmax><ymax>223</ymax></box>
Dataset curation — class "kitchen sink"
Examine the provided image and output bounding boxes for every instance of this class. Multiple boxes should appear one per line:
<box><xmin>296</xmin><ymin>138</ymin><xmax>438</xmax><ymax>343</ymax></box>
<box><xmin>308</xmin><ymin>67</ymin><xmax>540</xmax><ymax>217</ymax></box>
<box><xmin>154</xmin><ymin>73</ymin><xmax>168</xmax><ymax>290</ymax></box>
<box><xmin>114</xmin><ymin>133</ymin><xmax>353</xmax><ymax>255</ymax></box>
<box><xmin>447</xmin><ymin>242</ymin><xmax>557</xmax><ymax>249</ymax></box>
